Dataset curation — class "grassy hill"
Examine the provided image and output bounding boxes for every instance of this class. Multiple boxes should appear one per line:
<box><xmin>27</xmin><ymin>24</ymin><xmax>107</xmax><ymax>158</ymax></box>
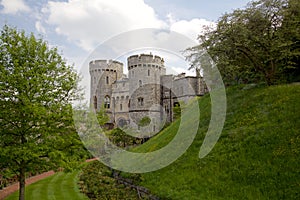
<box><xmin>133</xmin><ymin>84</ymin><xmax>300</xmax><ymax>199</ymax></box>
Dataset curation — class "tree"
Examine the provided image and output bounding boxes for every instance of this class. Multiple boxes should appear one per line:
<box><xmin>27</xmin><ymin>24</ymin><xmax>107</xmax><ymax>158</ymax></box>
<box><xmin>0</xmin><ymin>25</ymin><xmax>85</xmax><ymax>200</ymax></box>
<box><xmin>96</xmin><ymin>104</ymin><xmax>110</xmax><ymax>128</ymax></box>
<box><xmin>138</xmin><ymin>116</ymin><xmax>151</xmax><ymax>127</ymax></box>
<box><xmin>279</xmin><ymin>0</ymin><xmax>300</xmax><ymax>82</ymax></box>
<box><xmin>186</xmin><ymin>0</ymin><xmax>299</xmax><ymax>85</ymax></box>
<box><xmin>108</xmin><ymin>128</ymin><xmax>142</xmax><ymax>147</ymax></box>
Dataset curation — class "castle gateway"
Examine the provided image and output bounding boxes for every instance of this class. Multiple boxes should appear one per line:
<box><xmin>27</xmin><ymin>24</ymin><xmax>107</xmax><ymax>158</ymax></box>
<box><xmin>90</xmin><ymin>53</ymin><xmax>208</xmax><ymax>133</ymax></box>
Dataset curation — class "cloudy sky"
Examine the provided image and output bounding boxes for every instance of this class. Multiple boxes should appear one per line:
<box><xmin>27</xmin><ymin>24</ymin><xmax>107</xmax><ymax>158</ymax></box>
<box><xmin>0</xmin><ymin>0</ymin><xmax>250</xmax><ymax>99</ymax></box>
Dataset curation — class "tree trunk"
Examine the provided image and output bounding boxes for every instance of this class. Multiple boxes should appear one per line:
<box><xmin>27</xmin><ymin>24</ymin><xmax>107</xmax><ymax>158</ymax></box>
<box><xmin>19</xmin><ymin>166</ymin><xmax>26</xmax><ymax>200</ymax></box>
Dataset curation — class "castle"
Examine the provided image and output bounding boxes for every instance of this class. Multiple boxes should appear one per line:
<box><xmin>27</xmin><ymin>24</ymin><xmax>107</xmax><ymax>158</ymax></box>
<box><xmin>90</xmin><ymin>53</ymin><xmax>208</xmax><ymax>133</ymax></box>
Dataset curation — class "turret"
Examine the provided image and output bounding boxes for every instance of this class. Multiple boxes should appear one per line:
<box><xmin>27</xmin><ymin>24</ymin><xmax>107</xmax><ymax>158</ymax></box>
<box><xmin>89</xmin><ymin>60</ymin><xmax>123</xmax><ymax>112</ymax></box>
<box><xmin>127</xmin><ymin>53</ymin><xmax>166</xmax><ymax>134</ymax></box>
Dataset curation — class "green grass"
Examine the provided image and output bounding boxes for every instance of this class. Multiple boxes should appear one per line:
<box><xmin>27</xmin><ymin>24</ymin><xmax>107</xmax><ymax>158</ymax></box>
<box><xmin>5</xmin><ymin>170</ymin><xmax>88</xmax><ymax>200</ymax></box>
<box><xmin>5</xmin><ymin>84</ymin><xmax>299</xmax><ymax>200</ymax></box>
<box><xmin>132</xmin><ymin>84</ymin><xmax>300</xmax><ymax>199</ymax></box>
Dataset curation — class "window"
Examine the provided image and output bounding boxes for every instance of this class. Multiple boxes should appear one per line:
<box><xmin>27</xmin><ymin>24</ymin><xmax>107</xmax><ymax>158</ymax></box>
<box><xmin>139</xmin><ymin>80</ymin><xmax>142</xmax><ymax>87</ymax></box>
<box><xmin>93</xmin><ymin>96</ymin><xmax>97</xmax><ymax>110</ymax></box>
<box><xmin>120</xmin><ymin>104</ymin><xmax>122</xmax><ymax>111</ymax></box>
<box><xmin>104</xmin><ymin>96</ymin><xmax>110</xmax><ymax>109</ymax></box>
<box><xmin>138</xmin><ymin>97</ymin><xmax>144</xmax><ymax>106</ymax></box>
<box><xmin>164</xmin><ymin>91</ymin><xmax>169</xmax><ymax>97</ymax></box>
<box><xmin>148</xmin><ymin>69</ymin><xmax>150</xmax><ymax>76</ymax></box>
<box><xmin>106</xmin><ymin>76</ymin><xmax>109</xmax><ymax>84</ymax></box>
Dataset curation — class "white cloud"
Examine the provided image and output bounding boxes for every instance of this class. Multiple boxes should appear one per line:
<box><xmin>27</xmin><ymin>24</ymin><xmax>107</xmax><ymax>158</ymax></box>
<box><xmin>35</xmin><ymin>21</ymin><xmax>46</xmax><ymax>34</ymax></box>
<box><xmin>43</xmin><ymin>0</ymin><xmax>167</xmax><ymax>51</ymax></box>
<box><xmin>170</xmin><ymin>18</ymin><xmax>216</xmax><ymax>42</ymax></box>
<box><xmin>0</xmin><ymin>0</ymin><xmax>30</xmax><ymax>14</ymax></box>
<box><xmin>40</xmin><ymin>0</ymin><xmax>216</xmax><ymax>73</ymax></box>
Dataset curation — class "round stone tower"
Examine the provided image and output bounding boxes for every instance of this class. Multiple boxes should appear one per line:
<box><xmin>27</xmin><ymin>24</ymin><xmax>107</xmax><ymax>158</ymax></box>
<box><xmin>127</xmin><ymin>53</ymin><xmax>166</xmax><ymax>134</ymax></box>
<box><xmin>89</xmin><ymin>60</ymin><xmax>123</xmax><ymax>114</ymax></box>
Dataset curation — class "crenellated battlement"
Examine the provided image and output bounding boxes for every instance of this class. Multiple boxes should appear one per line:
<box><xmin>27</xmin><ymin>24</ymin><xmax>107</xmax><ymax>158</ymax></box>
<box><xmin>127</xmin><ymin>53</ymin><xmax>164</xmax><ymax>70</ymax></box>
<box><xmin>89</xmin><ymin>53</ymin><xmax>207</xmax><ymax>129</ymax></box>
<box><xmin>89</xmin><ymin>59</ymin><xmax>123</xmax><ymax>73</ymax></box>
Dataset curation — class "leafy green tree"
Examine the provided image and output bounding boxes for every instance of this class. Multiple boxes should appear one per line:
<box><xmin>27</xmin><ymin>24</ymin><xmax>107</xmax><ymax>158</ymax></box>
<box><xmin>0</xmin><ymin>25</ymin><xmax>85</xmax><ymax>200</ymax></box>
<box><xmin>279</xmin><ymin>0</ymin><xmax>300</xmax><ymax>82</ymax></box>
<box><xmin>108</xmin><ymin>128</ymin><xmax>142</xmax><ymax>147</ymax></box>
<box><xmin>173</xmin><ymin>103</ymin><xmax>181</xmax><ymax>120</ymax></box>
<box><xmin>138</xmin><ymin>116</ymin><xmax>151</xmax><ymax>127</ymax></box>
<box><xmin>96</xmin><ymin>104</ymin><xmax>110</xmax><ymax>128</ymax></box>
<box><xmin>187</xmin><ymin>0</ymin><xmax>299</xmax><ymax>85</ymax></box>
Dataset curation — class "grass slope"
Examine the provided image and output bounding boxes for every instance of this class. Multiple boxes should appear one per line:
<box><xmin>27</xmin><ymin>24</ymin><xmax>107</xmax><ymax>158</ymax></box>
<box><xmin>5</xmin><ymin>170</ymin><xmax>88</xmax><ymax>200</ymax></box>
<box><xmin>134</xmin><ymin>84</ymin><xmax>300</xmax><ymax>200</ymax></box>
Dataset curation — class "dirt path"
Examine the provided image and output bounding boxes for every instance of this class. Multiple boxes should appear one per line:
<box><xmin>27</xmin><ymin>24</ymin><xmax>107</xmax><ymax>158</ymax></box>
<box><xmin>0</xmin><ymin>158</ymin><xmax>98</xmax><ymax>200</ymax></box>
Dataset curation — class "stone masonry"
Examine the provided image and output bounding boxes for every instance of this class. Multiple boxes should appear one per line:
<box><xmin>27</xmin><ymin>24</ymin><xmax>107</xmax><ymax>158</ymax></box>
<box><xmin>89</xmin><ymin>53</ymin><xmax>208</xmax><ymax>134</ymax></box>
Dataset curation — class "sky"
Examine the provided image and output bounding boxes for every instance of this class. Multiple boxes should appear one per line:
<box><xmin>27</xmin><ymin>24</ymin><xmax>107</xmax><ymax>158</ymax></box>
<box><xmin>0</xmin><ymin>0</ymin><xmax>250</xmax><ymax>100</ymax></box>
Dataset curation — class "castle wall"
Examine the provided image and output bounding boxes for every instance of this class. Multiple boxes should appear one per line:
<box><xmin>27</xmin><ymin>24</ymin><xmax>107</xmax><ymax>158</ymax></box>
<box><xmin>161</xmin><ymin>75</ymin><xmax>174</xmax><ymax>123</ymax></box>
<box><xmin>111</xmin><ymin>79</ymin><xmax>130</xmax><ymax>127</ymax></box>
<box><xmin>89</xmin><ymin>53</ymin><xmax>208</xmax><ymax>130</ymax></box>
<box><xmin>89</xmin><ymin>60</ymin><xmax>123</xmax><ymax>116</ymax></box>
<box><xmin>127</xmin><ymin>54</ymin><xmax>166</xmax><ymax>133</ymax></box>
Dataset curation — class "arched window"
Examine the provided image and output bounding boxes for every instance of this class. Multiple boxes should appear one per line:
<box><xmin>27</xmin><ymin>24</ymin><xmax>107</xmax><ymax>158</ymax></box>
<box><xmin>104</xmin><ymin>96</ymin><xmax>110</xmax><ymax>109</ymax></box>
<box><xmin>138</xmin><ymin>97</ymin><xmax>144</xmax><ymax>106</ymax></box>
<box><xmin>93</xmin><ymin>96</ymin><xmax>97</xmax><ymax>110</ymax></box>
<box><xmin>139</xmin><ymin>80</ymin><xmax>142</xmax><ymax>87</ymax></box>
<box><xmin>106</xmin><ymin>76</ymin><xmax>109</xmax><ymax>84</ymax></box>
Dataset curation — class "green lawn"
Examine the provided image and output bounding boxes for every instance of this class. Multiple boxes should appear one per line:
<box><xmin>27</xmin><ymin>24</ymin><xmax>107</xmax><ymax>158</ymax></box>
<box><xmin>131</xmin><ymin>84</ymin><xmax>300</xmax><ymax>199</ymax></box>
<box><xmin>6</xmin><ymin>84</ymin><xmax>300</xmax><ymax>200</ymax></box>
<box><xmin>5</xmin><ymin>170</ymin><xmax>88</xmax><ymax>200</ymax></box>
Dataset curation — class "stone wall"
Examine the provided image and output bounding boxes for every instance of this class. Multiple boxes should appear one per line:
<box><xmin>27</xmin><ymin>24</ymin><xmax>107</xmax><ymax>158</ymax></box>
<box><xmin>89</xmin><ymin>60</ymin><xmax>123</xmax><ymax>112</ymax></box>
<box><xmin>128</xmin><ymin>54</ymin><xmax>166</xmax><ymax>128</ymax></box>
<box><xmin>90</xmin><ymin>54</ymin><xmax>208</xmax><ymax>129</ymax></box>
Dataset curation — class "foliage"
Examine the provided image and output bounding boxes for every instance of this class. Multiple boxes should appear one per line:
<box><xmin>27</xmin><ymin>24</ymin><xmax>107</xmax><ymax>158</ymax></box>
<box><xmin>0</xmin><ymin>25</ymin><xmax>87</xmax><ymax>200</ymax></box>
<box><xmin>107</xmin><ymin>128</ymin><xmax>142</xmax><ymax>148</ymax></box>
<box><xmin>186</xmin><ymin>0</ymin><xmax>300</xmax><ymax>85</ymax></box>
<box><xmin>138</xmin><ymin>116</ymin><xmax>151</xmax><ymax>127</ymax></box>
<box><xmin>96</xmin><ymin>104</ymin><xmax>110</xmax><ymax>128</ymax></box>
<box><xmin>79</xmin><ymin>161</ymin><xmax>139</xmax><ymax>199</ymax></box>
<box><xmin>134</xmin><ymin>84</ymin><xmax>300</xmax><ymax>199</ymax></box>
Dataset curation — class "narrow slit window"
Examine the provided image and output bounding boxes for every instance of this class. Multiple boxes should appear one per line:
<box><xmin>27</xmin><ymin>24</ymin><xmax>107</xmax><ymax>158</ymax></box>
<box><xmin>104</xmin><ymin>96</ymin><xmax>110</xmax><ymax>109</ymax></box>
<box><xmin>93</xmin><ymin>96</ymin><xmax>97</xmax><ymax>110</ymax></box>
<box><xmin>138</xmin><ymin>97</ymin><xmax>144</xmax><ymax>106</ymax></box>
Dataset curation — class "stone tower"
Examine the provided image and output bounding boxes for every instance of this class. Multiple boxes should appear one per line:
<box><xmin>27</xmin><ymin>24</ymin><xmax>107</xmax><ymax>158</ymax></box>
<box><xmin>89</xmin><ymin>60</ymin><xmax>123</xmax><ymax>121</ymax></box>
<box><xmin>89</xmin><ymin>53</ymin><xmax>208</xmax><ymax>131</ymax></box>
<box><xmin>127</xmin><ymin>53</ymin><xmax>166</xmax><ymax>133</ymax></box>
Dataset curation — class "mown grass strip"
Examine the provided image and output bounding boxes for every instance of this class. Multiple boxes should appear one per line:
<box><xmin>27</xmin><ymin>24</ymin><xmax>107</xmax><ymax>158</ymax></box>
<box><xmin>5</xmin><ymin>171</ymin><xmax>88</xmax><ymax>200</ymax></box>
